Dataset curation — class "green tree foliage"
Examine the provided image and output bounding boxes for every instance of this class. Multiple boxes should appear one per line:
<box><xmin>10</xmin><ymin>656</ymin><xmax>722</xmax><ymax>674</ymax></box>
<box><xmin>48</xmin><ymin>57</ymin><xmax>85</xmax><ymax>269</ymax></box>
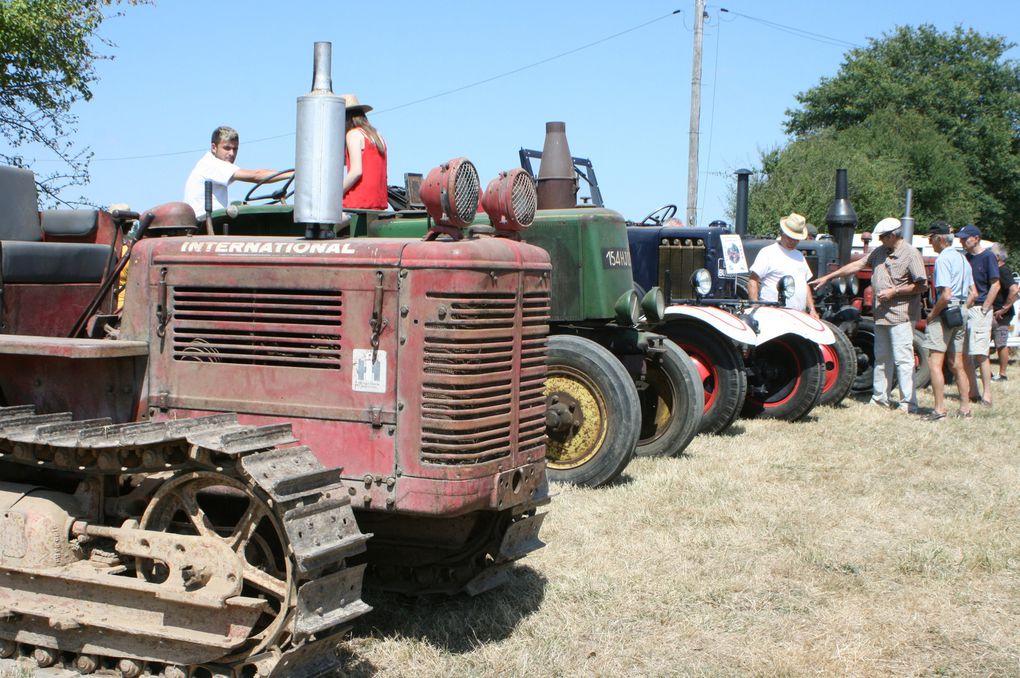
<box><xmin>0</xmin><ymin>0</ymin><xmax>145</xmax><ymax>205</ymax></box>
<box><xmin>782</xmin><ymin>24</ymin><xmax>1020</xmax><ymax>244</ymax></box>
<box><xmin>746</xmin><ymin>110</ymin><xmax>983</xmax><ymax>235</ymax></box>
<box><xmin>746</xmin><ymin>128</ymin><xmax>902</xmax><ymax>236</ymax></box>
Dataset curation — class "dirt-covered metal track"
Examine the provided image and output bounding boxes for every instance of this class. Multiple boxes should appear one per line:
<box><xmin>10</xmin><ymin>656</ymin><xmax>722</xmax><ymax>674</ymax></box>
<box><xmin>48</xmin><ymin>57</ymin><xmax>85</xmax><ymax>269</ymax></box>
<box><xmin>0</xmin><ymin>405</ymin><xmax>370</xmax><ymax>678</ymax></box>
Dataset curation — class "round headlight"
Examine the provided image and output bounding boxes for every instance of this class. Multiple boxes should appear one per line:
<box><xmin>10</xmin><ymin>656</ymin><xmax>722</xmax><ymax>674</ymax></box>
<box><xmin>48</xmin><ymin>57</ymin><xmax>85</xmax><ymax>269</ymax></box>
<box><xmin>615</xmin><ymin>290</ymin><xmax>641</xmax><ymax>326</ymax></box>
<box><xmin>848</xmin><ymin>275</ymin><xmax>860</xmax><ymax>295</ymax></box>
<box><xmin>481</xmin><ymin>168</ymin><xmax>536</xmax><ymax>233</ymax></box>
<box><xmin>641</xmin><ymin>287</ymin><xmax>666</xmax><ymax>323</ymax></box>
<box><xmin>835</xmin><ymin>277</ymin><xmax>847</xmax><ymax>294</ymax></box>
<box><xmin>420</xmin><ymin>157</ymin><xmax>480</xmax><ymax>228</ymax></box>
<box><xmin>691</xmin><ymin>268</ymin><xmax>713</xmax><ymax>296</ymax></box>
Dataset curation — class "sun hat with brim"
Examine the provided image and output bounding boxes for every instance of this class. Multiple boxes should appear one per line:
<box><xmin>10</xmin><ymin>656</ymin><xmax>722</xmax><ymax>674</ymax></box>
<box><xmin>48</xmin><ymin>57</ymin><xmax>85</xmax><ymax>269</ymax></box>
<box><xmin>341</xmin><ymin>93</ymin><xmax>373</xmax><ymax>115</ymax></box>
<box><xmin>779</xmin><ymin>212</ymin><xmax>808</xmax><ymax>240</ymax></box>
<box><xmin>928</xmin><ymin>220</ymin><xmax>952</xmax><ymax>236</ymax></box>
<box><xmin>957</xmin><ymin>224</ymin><xmax>982</xmax><ymax>240</ymax></box>
<box><xmin>872</xmin><ymin>217</ymin><xmax>901</xmax><ymax>237</ymax></box>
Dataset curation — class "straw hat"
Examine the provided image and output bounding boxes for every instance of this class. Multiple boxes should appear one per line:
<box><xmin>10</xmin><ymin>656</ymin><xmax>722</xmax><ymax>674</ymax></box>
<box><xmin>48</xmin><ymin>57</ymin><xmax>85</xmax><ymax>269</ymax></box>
<box><xmin>779</xmin><ymin>212</ymin><xmax>808</xmax><ymax>241</ymax></box>
<box><xmin>341</xmin><ymin>94</ymin><xmax>373</xmax><ymax>115</ymax></box>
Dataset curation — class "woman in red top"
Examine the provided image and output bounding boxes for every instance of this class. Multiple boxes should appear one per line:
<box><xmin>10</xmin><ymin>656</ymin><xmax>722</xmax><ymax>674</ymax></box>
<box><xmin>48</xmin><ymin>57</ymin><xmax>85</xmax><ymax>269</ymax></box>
<box><xmin>342</xmin><ymin>94</ymin><xmax>388</xmax><ymax>210</ymax></box>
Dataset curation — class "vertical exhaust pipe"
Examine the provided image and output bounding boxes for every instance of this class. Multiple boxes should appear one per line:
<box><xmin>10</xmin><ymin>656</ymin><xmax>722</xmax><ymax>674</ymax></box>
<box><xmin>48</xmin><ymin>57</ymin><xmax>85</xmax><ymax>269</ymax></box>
<box><xmin>535</xmin><ymin>122</ymin><xmax>578</xmax><ymax>209</ymax></box>
<box><xmin>734</xmin><ymin>168</ymin><xmax>751</xmax><ymax>236</ymax></box>
<box><xmin>824</xmin><ymin>168</ymin><xmax>857</xmax><ymax>267</ymax></box>
<box><xmin>294</xmin><ymin>41</ymin><xmax>345</xmax><ymax>239</ymax></box>
<box><xmin>901</xmin><ymin>188</ymin><xmax>914</xmax><ymax>244</ymax></box>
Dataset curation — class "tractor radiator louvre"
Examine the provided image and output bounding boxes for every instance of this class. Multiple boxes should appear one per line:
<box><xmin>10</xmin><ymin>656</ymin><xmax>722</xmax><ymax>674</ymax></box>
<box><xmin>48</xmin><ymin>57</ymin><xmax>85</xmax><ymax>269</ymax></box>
<box><xmin>420</xmin><ymin>289</ymin><xmax>549</xmax><ymax>465</ymax></box>
<box><xmin>519</xmin><ymin>291</ymin><xmax>550</xmax><ymax>458</ymax></box>
<box><xmin>171</xmin><ymin>287</ymin><xmax>343</xmax><ymax>369</ymax></box>
<box><xmin>658</xmin><ymin>238</ymin><xmax>706</xmax><ymax>301</ymax></box>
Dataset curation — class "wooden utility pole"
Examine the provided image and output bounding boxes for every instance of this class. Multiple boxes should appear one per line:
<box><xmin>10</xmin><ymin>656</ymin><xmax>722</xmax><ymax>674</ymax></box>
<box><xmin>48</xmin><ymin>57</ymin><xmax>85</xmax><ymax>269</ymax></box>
<box><xmin>686</xmin><ymin>0</ymin><xmax>705</xmax><ymax>227</ymax></box>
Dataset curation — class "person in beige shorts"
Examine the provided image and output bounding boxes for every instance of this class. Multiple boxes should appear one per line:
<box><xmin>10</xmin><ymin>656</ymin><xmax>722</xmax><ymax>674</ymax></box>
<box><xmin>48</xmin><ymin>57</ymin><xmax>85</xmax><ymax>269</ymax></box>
<box><xmin>958</xmin><ymin>224</ymin><xmax>1000</xmax><ymax>406</ymax></box>
<box><xmin>922</xmin><ymin>221</ymin><xmax>975</xmax><ymax>420</ymax></box>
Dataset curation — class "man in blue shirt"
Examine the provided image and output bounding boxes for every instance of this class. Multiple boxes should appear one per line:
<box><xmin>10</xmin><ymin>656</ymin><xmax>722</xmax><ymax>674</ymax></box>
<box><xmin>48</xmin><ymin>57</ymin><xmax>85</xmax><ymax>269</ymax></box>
<box><xmin>922</xmin><ymin>221</ymin><xmax>975</xmax><ymax>420</ymax></box>
<box><xmin>958</xmin><ymin>224</ymin><xmax>1000</xmax><ymax>407</ymax></box>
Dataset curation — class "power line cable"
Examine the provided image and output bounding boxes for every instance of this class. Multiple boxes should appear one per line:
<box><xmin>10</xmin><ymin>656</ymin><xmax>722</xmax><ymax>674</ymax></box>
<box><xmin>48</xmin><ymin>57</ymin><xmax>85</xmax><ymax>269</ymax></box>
<box><xmin>719</xmin><ymin>8</ymin><xmax>861</xmax><ymax>49</ymax></box>
<box><xmin>91</xmin><ymin>9</ymin><xmax>683</xmax><ymax>163</ymax></box>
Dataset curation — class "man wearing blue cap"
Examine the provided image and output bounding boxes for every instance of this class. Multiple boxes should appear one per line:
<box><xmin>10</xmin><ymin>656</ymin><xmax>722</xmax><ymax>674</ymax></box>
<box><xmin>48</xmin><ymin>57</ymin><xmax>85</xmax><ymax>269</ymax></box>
<box><xmin>958</xmin><ymin>224</ymin><xmax>999</xmax><ymax>407</ymax></box>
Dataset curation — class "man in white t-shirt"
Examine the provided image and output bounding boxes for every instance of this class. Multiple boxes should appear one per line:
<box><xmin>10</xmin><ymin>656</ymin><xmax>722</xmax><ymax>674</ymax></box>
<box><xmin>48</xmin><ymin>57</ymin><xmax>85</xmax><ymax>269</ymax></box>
<box><xmin>184</xmin><ymin>126</ymin><xmax>293</xmax><ymax>219</ymax></box>
<box><xmin>747</xmin><ymin>211</ymin><xmax>818</xmax><ymax>318</ymax></box>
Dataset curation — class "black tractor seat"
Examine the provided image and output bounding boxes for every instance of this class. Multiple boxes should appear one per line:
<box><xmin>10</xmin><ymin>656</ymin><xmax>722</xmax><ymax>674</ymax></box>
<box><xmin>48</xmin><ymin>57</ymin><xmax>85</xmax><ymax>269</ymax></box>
<box><xmin>0</xmin><ymin>165</ymin><xmax>113</xmax><ymax>284</ymax></box>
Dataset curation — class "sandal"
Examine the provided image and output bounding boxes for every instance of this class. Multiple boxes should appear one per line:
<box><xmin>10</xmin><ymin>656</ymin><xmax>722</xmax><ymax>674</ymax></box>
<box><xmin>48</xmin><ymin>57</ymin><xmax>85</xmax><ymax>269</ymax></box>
<box><xmin>925</xmin><ymin>411</ymin><xmax>947</xmax><ymax>422</ymax></box>
<box><xmin>956</xmin><ymin>409</ymin><xmax>973</xmax><ymax>419</ymax></box>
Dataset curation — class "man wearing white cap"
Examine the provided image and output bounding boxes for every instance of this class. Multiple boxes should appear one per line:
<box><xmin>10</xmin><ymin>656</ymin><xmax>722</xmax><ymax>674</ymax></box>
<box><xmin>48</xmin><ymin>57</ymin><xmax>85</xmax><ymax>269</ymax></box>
<box><xmin>747</xmin><ymin>212</ymin><xmax>818</xmax><ymax>317</ymax></box>
<box><xmin>811</xmin><ymin>217</ymin><xmax>927</xmax><ymax>412</ymax></box>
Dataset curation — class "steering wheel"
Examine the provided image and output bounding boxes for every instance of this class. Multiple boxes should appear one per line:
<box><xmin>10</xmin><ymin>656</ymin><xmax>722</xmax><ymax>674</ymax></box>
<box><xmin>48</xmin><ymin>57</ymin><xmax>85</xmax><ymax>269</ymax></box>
<box><xmin>243</xmin><ymin>169</ymin><xmax>296</xmax><ymax>205</ymax></box>
<box><xmin>639</xmin><ymin>204</ymin><xmax>678</xmax><ymax>226</ymax></box>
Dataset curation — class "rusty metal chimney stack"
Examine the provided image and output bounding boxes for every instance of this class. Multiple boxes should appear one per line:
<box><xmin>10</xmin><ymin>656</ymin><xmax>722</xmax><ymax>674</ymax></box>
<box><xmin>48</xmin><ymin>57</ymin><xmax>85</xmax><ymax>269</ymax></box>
<box><xmin>734</xmin><ymin>168</ymin><xmax>751</xmax><ymax>236</ymax></box>
<box><xmin>535</xmin><ymin>122</ymin><xmax>578</xmax><ymax>209</ymax></box>
<box><xmin>825</xmin><ymin>168</ymin><xmax>857</xmax><ymax>267</ymax></box>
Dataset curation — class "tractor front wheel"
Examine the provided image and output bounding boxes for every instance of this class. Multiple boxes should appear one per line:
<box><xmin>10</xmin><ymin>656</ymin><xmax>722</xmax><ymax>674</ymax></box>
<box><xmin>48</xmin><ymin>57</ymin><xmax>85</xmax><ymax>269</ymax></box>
<box><xmin>544</xmin><ymin>335</ymin><xmax>640</xmax><ymax>488</ymax></box>
<box><xmin>635</xmin><ymin>340</ymin><xmax>704</xmax><ymax>458</ymax></box>
<box><xmin>818</xmin><ymin>320</ymin><xmax>856</xmax><ymax>406</ymax></box>
<box><xmin>742</xmin><ymin>335</ymin><xmax>823</xmax><ymax>421</ymax></box>
<box><xmin>662</xmin><ymin>322</ymin><xmax>747</xmax><ymax>435</ymax></box>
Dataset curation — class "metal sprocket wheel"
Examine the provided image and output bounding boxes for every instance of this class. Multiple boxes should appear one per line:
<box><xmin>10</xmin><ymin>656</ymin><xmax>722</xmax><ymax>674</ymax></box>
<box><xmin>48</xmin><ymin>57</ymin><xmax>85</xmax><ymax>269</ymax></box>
<box><xmin>137</xmin><ymin>471</ymin><xmax>295</xmax><ymax>661</ymax></box>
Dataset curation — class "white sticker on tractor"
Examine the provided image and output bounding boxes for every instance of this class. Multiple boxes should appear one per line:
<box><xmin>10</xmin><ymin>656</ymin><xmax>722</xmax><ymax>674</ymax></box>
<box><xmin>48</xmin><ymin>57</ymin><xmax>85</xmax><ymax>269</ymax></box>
<box><xmin>352</xmin><ymin>349</ymin><xmax>386</xmax><ymax>393</ymax></box>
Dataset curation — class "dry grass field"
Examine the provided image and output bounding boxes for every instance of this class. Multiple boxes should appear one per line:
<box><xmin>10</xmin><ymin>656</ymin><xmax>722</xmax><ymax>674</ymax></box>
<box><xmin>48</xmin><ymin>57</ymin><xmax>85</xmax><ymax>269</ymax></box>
<box><xmin>2</xmin><ymin>372</ymin><xmax>1016</xmax><ymax>678</ymax></box>
<box><xmin>342</xmin><ymin>375</ymin><xmax>1020</xmax><ymax>677</ymax></box>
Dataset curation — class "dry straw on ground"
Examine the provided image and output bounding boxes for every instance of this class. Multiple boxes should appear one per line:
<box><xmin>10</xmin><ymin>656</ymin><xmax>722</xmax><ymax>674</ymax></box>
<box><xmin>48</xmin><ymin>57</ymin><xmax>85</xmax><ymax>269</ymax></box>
<box><xmin>343</xmin><ymin>374</ymin><xmax>1019</xmax><ymax>677</ymax></box>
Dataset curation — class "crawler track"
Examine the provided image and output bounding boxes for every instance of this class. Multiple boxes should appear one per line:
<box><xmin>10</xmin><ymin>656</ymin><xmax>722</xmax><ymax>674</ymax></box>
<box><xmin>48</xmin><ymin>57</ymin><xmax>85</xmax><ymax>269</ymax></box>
<box><xmin>0</xmin><ymin>405</ymin><xmax>370</xmax><ymax>677</ymax></box>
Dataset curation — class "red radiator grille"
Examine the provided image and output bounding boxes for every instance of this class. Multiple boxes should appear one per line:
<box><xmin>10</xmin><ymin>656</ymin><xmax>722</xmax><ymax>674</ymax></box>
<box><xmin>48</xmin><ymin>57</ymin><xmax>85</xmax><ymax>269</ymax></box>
<box><xmin>171</xmin><ymin>287</ymin><xmax>343</xmax><ymax>370</ymax></box>
<box><xmin>420</xmin><ymin>289</ymin><xmax>549</xmax><ymax>465</ymax></box>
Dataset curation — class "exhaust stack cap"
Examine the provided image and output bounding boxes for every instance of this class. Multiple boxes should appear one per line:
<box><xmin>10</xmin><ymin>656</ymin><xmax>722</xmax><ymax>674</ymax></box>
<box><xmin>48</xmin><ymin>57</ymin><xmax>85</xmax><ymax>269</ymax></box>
<box><xmin>825</xmin><ymin>168</ymin><xmax>858</xmax><ymax>267</ymax></box>
<box><xmin>294</xmin><ymin>41</ymin><xmax>345</xmax><ymax>236</ymax></box>
<box><xmin>535</xmin><ymin>121</ymin><xmax>579</xmax><ymax>209</ymax></box>
<box><xmin>734</xmin><ymin>168</ymin><xmax>752</xmax><ymax>236</ymax></box>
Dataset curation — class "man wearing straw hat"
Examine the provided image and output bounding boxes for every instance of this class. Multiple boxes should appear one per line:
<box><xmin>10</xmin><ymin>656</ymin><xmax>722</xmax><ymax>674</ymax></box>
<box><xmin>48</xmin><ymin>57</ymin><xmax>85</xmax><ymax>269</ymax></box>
<box><xmin>747</xmin><ymin>212</ymin><xmax>818</xmax><ymax>318</ymax></box>
<box><xmin>812</xmin><ymin>217</ymin><xmax>927</xmax><ymax>412</ymax></box>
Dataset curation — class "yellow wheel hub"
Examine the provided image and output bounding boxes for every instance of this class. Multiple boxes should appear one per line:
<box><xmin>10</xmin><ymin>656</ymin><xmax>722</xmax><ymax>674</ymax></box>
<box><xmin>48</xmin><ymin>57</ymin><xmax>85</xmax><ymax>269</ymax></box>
<box><xmin>545</xmin><ymin>369</ymin><xmax>608</xmax><ymax>470</ymax></box>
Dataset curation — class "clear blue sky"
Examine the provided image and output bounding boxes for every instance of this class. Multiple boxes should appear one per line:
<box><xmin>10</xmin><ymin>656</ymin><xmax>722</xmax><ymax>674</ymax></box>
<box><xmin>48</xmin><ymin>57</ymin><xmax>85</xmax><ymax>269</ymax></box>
<box><xmin>11</xmin><ymin>0</ymin><xmax>1020</xmax><ymax>225</ymax></box>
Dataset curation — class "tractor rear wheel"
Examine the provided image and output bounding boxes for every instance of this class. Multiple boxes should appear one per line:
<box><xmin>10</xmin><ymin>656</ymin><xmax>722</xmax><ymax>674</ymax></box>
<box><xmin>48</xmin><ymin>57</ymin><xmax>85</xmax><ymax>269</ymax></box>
<box><xmin>849</xmin><ymin>319</ymin><xmax>930</xmax><ymax>394</ymax></box>
<box><xmin>913</xmin><ymin>329</ymin><xmax>931</xmax><ymax>390</ymax></box>
<box><xmin>818</xmin><ymin>320</ymin><xmax>856</xmax><ymax>406</ymax></box>
<box><xmin>635</xmin><ymin>340</ymin><xmax>704</xmax><ymax>457</ymax></box>
<box><xmin>661</xmin><ymin>322</ymin><xmax>747</xmax><ymax>434</ymax></box>
<box><xmin>545</xmin><ymin>334</ymin><xmax>639</xmax><ymax>487</ymax></box>
<box><xmin>742</xmin><ymin>335</ymin><xmax>823</xmax><ymax>421</ymax></box>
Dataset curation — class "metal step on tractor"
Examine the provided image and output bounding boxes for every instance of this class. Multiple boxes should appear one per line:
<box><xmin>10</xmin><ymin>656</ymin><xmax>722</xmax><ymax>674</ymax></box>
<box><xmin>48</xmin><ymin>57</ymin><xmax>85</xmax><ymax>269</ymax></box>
<box><xmin>0</xmin><ymin>43</ymin><xmax>548</xmax><ymax>678</ymax></box>
<box><xmin>212</xmin><ymin>123</ymin><xmax>705</xmax><ymax>489</ymax></box>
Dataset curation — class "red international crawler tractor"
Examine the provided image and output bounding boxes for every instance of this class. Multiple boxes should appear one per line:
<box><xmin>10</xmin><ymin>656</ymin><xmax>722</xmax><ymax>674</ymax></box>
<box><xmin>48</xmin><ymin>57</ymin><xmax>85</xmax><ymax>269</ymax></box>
<box><xmin>0</xmin><ymin>43</ymin><xmax>549</xmax><ymax>677</ymax></box>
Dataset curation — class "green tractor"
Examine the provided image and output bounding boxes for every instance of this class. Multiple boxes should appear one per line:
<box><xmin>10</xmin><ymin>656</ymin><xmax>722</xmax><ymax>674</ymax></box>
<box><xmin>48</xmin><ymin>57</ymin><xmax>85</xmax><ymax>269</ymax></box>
<box><xmin>210</xmin><ymin>123</ymin><xmax>703</xmax><ymax>489</ymax></box>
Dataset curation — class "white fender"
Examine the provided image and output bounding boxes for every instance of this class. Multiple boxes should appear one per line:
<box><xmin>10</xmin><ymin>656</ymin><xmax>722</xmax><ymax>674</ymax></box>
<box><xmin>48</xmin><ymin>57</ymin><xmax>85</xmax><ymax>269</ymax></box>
<box><xmin>663</xmin><ymin>305</ymin><xmax>757</xmax><ymax>346</ymax></box>
<box><xmin>743</xmin><ymin>307</ymin><xmax>835</xmax><ymax>346</ymax></box>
